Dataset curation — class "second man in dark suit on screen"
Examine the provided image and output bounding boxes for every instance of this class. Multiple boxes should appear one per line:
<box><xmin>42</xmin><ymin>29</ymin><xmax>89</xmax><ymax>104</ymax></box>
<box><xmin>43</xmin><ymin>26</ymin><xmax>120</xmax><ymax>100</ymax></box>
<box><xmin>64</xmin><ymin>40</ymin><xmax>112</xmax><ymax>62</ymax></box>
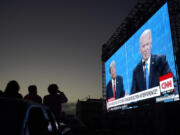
<box><xmin>131</xmin><ymin>29</ymin><xmax>171</xmax><ymax>94</ymax></box>
<box><xmin>106</xmin><ymin>61</ymin><xmax>125</xmax><ymax>101</ymax></box>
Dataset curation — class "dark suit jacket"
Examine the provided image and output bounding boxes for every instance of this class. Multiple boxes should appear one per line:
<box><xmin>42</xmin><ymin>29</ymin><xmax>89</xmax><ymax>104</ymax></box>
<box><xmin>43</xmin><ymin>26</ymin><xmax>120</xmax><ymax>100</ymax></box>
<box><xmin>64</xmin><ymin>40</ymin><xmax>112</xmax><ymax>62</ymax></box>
<box><xmin>131</xmin><ymin>54</ymin><xmax>171</xmax><ymax>94</ymax></box>
<box><xmin>106</xmin><ymin>75</ymin><xmax>125</xmax><ymax>100</ymax></box>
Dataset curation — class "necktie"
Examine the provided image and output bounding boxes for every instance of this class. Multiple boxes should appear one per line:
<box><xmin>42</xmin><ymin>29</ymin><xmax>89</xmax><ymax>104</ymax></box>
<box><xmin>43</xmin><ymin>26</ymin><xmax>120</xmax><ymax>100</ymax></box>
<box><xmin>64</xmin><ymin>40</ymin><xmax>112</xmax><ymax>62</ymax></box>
<box><xmin>113</xmin><ymin>82</ymin><xmax>116</xmax><ymax>99</ymax></box>
<box><xmin>145</xmin><ymin>63</ymin><xmax>149</xmax><ymax>89</ymax></box>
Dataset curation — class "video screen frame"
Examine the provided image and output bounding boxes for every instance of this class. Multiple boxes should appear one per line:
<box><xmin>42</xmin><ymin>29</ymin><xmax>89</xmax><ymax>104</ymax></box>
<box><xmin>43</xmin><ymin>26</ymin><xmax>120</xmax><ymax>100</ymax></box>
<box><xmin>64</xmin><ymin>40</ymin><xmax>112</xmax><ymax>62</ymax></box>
<box><xmin>105</xmin><ymin>2</ymin><xmax>180</xmax><ymax>111</ymax></box>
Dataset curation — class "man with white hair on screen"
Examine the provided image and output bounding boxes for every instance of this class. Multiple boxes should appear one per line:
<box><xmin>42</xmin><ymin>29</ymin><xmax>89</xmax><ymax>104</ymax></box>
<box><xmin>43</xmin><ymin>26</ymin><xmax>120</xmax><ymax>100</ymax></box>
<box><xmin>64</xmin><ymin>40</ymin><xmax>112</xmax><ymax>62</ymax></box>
<box><xmin>131</xmin><ymin>29</ymin><xmax>172</xmax><ymax>94</ymax></box>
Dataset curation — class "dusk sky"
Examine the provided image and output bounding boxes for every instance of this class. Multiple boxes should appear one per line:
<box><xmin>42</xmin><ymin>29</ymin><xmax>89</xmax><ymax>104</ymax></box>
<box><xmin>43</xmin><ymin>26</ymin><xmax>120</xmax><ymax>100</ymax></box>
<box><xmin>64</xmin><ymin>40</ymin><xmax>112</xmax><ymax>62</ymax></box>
<box><xmin>0</xmin><ymin>0</ymin><xmax>138</xmax><ymax>103</ymax></box>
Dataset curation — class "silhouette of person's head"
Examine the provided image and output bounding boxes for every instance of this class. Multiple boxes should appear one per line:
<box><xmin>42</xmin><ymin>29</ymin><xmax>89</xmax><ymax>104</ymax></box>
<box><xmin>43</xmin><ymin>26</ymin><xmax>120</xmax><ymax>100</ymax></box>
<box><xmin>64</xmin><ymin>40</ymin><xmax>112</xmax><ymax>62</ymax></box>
<box><xmin>5</xmin><ymin>80</ymin><xmax>20</xmax><ymax>95</ymax></box>
<box><xmin>28</xmin><ymin>85</ymin><xmax>37</xmax><ymax>95</ymax></box>
<box><xmin>48</xmin><ymin>84</ymin><xmax>58</xmax><ymax>94</ymax></box>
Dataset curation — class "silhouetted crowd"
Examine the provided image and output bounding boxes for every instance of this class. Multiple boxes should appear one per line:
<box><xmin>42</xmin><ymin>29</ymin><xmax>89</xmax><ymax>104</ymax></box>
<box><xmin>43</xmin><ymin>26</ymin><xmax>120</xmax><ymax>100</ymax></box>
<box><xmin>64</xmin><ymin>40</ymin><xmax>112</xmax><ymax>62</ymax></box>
<box><xmin>0</xmin><ymin>80</ymin><xmax>68</xmax><ymax>122</ymax></box>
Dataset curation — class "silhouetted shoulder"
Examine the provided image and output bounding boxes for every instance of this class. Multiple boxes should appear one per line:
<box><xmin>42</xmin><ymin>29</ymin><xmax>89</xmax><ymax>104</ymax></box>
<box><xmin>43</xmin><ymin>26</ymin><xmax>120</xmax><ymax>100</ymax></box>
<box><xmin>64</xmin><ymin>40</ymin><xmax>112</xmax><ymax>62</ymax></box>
<box><xmin>0</xmin><ymin>90</ymin><xmax>4</xmax><ymax>97</ymax></box>
<box><xmin>17</xmin><ymin>93</ymin><xmax>23</xmax><ymax>99</ymax></box>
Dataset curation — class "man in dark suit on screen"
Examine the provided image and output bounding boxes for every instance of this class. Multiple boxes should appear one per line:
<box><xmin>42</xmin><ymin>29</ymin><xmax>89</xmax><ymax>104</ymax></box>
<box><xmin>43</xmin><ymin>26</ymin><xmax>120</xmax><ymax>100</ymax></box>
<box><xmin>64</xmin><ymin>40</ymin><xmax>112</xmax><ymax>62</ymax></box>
<box><xmin>106</xmin><ymin>61</ymin><xmax>125</xmax><ymax>101</ymax></box>
<box><xmin>131</xmin><ymin>29</ymin><xmax>171</xmax><ymax>94</ymax></box>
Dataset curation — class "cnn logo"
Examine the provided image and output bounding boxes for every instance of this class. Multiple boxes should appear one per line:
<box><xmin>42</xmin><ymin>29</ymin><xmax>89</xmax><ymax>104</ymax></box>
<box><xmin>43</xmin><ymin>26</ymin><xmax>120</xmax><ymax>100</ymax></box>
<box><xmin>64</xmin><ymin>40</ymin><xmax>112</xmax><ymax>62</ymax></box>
<box><xmin>160</xmin><ymin>78</ymin><xmax>174</xmax><ymax>92</ymax></box>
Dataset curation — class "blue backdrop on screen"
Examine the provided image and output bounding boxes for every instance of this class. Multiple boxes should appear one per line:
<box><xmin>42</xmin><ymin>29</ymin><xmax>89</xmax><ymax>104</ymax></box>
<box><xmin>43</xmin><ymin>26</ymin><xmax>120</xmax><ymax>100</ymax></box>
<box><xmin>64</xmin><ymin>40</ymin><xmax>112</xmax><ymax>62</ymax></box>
<box><xmin>105</xmin><ymin>3</ymin><xmax>177</xmax><ymax>95</ymax></box>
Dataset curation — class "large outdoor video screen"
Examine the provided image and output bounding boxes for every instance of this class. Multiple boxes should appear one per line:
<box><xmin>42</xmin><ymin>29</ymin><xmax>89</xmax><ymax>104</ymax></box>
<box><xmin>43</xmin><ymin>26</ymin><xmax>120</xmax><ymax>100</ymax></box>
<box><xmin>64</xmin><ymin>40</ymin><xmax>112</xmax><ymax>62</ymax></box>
<box><xmin>105</xmin><ymin>2</ymin><xmax>179</xmax><ymax>111</ymax></box>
